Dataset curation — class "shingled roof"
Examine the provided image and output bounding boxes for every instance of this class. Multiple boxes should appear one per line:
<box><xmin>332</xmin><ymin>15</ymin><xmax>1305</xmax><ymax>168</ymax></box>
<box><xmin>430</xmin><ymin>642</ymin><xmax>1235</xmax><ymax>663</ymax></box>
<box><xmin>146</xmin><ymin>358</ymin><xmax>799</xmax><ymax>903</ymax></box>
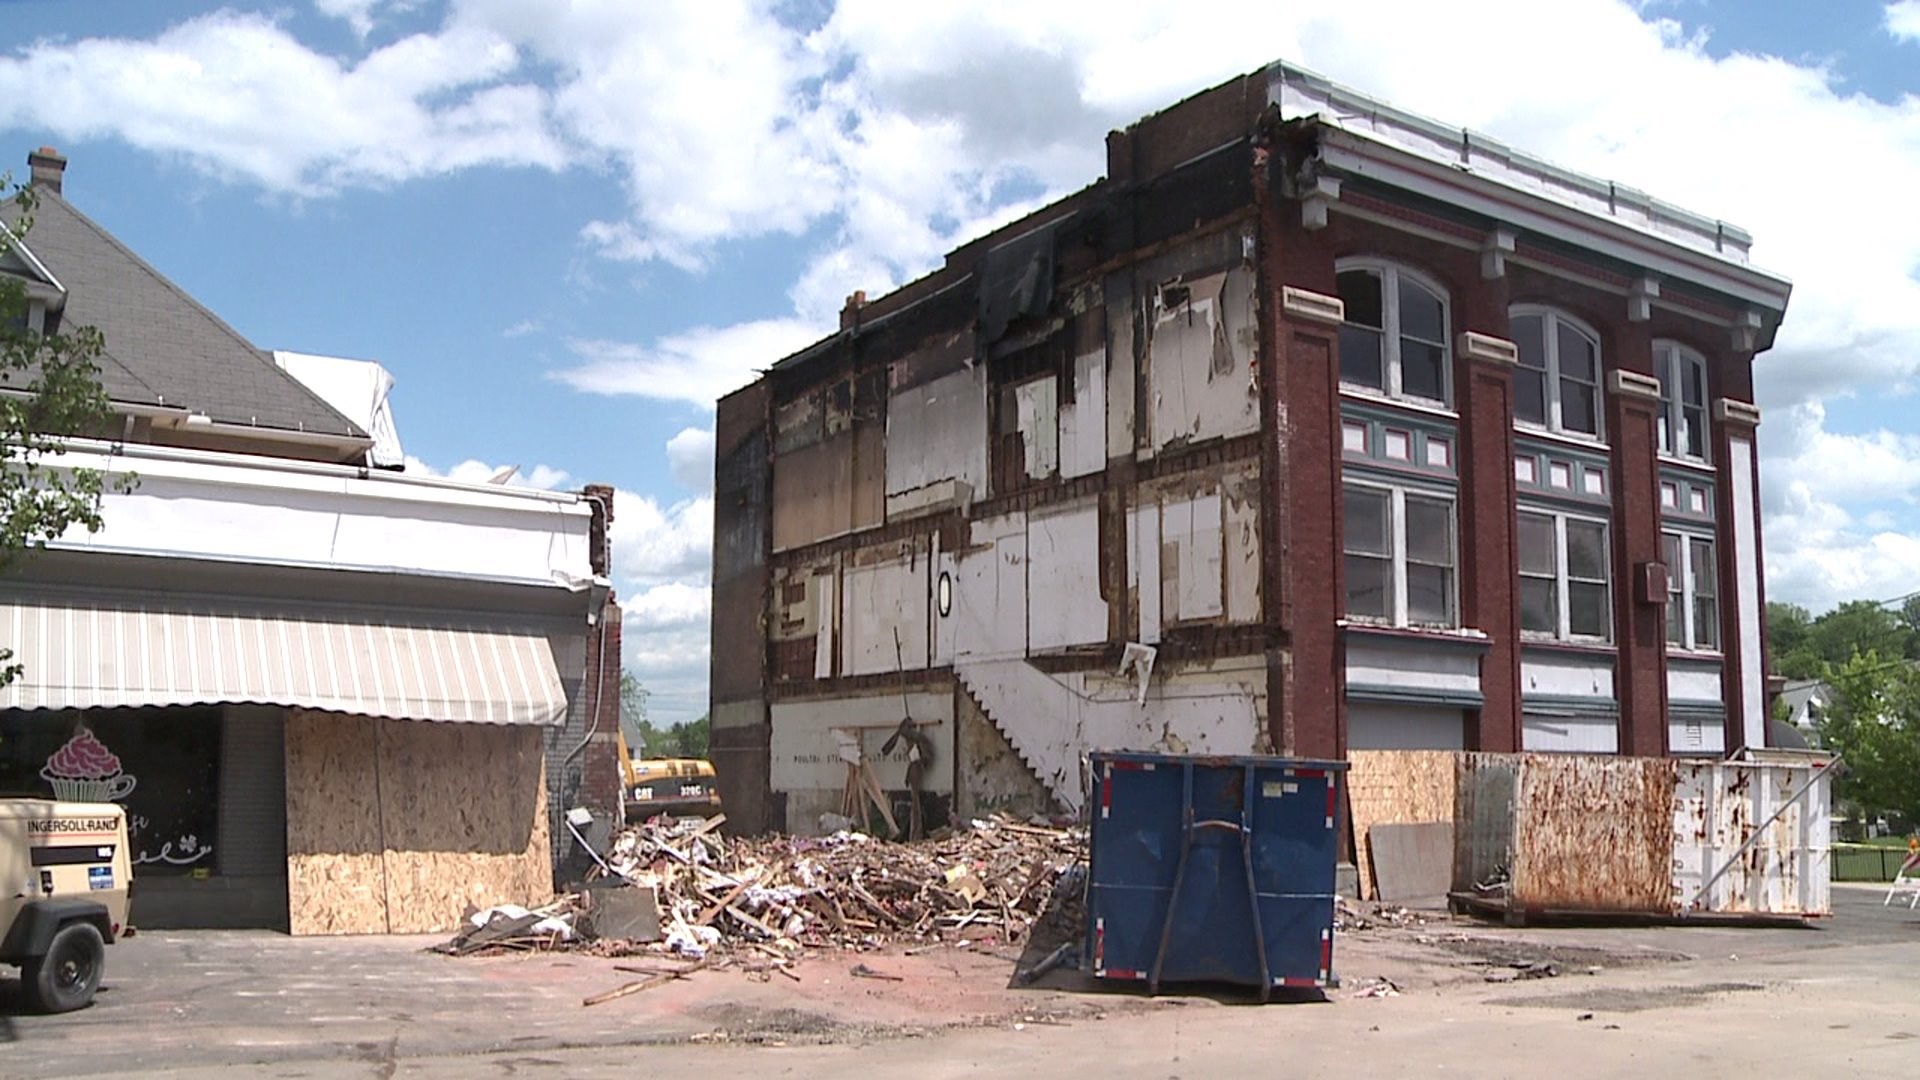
<box><xmin>2</xmin><ymin>155</ymin><xmax>364</xmax><ymax>439</ymax></box>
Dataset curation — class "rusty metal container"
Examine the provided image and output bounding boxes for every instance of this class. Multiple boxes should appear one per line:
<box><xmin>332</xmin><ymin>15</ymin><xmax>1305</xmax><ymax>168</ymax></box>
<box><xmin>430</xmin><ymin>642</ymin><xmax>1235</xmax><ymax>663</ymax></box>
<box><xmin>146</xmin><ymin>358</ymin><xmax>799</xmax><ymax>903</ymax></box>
<box><xmin>1453</xmin><ymin>749</ymin><xmax>1835</xmax><ymax>919</ymax></box>
<box><xmin>1671</xmin><ymin>749</ymin><xmax>1834</xmax><ymax>916</ymax></box>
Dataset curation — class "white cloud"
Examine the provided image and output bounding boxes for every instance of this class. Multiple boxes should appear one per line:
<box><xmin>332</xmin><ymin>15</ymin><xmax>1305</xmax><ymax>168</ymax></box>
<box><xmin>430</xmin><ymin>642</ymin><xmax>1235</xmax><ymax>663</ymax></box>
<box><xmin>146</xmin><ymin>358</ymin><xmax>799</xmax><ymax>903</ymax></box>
<box><xmin>665</xmin><ymin>427</ymin><xmax>715</xmax><ymax>493</ymax></box>
<box><xmin>315</xmin><ymin>0</ymin><xmax>420</xmax><ymax>40</ymax></box>
<box><xmin>1889</xmin><ymin>1</ymin><xmax>1920</xmax><ymax>42</ymax></box>
<box><xmin>553</xmin><ymin>318</ymin><xmax>821</xmax><ymax>408</ymax></box>
<box><xmin>402</xmin><ymin>454</ymin><xmax>571</xmax><ymax>489</ymax></box>
<box><xmin>0</xmin><ymin>11</ymin><xmax>565</xmax><ymax>195</ymax></box>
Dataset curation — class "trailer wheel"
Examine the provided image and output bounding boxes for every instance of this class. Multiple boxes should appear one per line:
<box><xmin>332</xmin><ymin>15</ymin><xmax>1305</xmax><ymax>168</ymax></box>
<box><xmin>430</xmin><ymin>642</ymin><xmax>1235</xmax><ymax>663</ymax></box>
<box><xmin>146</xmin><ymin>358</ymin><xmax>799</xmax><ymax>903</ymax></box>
<box><xmin>23</xmin><ymin>921</ymin><xmax>105</xmax><ymax>1013</ymax></box>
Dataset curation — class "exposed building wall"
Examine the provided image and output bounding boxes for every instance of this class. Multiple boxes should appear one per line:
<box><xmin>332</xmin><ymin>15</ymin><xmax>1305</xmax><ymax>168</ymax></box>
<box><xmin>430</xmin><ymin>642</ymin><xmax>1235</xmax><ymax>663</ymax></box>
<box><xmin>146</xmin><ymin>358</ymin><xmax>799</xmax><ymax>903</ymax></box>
<box><xmin>953</xmin><ymin>683</ymin><xmax>1055</xmax><ymax>819</ymax></box>
<box><xmin>770</xmin><ymin>689</ymin><xmax>954</xmax><ymax>835</ymax></box>
<box><xmin>714</xmin><ymin>67</ymin><xmax>1790</xmax><ymax>828</ymax></box>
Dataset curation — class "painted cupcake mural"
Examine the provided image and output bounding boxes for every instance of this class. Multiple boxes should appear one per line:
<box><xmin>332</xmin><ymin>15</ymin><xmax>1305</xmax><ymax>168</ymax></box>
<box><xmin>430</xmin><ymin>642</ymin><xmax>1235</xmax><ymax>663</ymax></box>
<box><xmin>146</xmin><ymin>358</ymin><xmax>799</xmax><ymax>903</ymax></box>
<box><xmin>41</xmin><ymin>728</ymin><xmax>137</xmax><ymax>802</ymax></box>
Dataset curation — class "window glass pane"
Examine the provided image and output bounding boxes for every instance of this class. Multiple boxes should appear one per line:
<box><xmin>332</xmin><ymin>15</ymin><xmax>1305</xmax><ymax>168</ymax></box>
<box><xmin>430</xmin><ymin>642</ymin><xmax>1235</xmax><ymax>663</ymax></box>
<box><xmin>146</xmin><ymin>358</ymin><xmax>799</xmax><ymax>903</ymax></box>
<box><xmin>1694</xmin><ymin>597</ymin><xmax>1719</xmax><ymax>649</ymax></box>
<box><xmin>1517</xmin><ymin>513</ymin><xmax>1556</xmax><ymax>575</ymax></box>
<box><xmin>1399</xmin><ymin>337</ymin><xmax>1445</xmax><ymax>401</ymax></box>
<box><xmin>1404</xmin><ymin>496</ymin><xmax>1453</xmax><ymax>566</ymax></box>
<box><xmin>1657</xmin><ymin>411</ymin><xmax>1672</xmax><ymax>456</ymax></box>
<box><xmin>1520</xmin><ymin>578</ymin><xmax>1557</xmax><ymax>634</ymax></box>
<box><xmin>1662</xmin><ymin>532</ymin><xmax>1682</xmax><ymax>569</ymax></box>
<box><xmin>1682</xmin><ymin>356</ymin><xmax>1705</xmax><ymax>406</ymax></box>
<box><xmin>1566</xmin><ymin>520</ymin><xmax>1608</xmax><ymax>581</ymax></box>
<box><xmin>1681</xmin><ymin>405</ymin><xmax>1706</xmax><ymax>458</ymax></box>
<box><xmin>1569</xmin><ymin>581</ymin><xmax>1610</xmax><ymax>638</ymax></box>
<box><xmin>1345</xmin><ymin>554</ymin><xmax>1392</xmax><ymax>618</ymax></box>
<box><xmin>1557</xmin><ymin>323</ymin><xmax>1597</xmax><ymax>383</ymax></box>
<box><xmin>1515</xmin><ymin>367</ymin><xmax>1547</xmax><ymax>426</ymax></box>
<box><xmin>1343</xmin><ymin>487</ymin><xmax>1391</xmax><ymax>556</ymax></box>
<box><xmin>1339</xmin><ymin>326</ymin><xmax>1385</xmax><ymax>390</ymax></box>
<box><xmin>1513</xmin><ymin>314</ymin><xmax>1547</xmax><ymax>371</ymax></box>
<box><xmin>1656</xmin><ymin>350</ymin><xmax>1676</xmax><ymax>454</ymax></box>
<box><xmin>1666</xmin><ymin>598</ymin><xmax>1683</xmax><ymax>645</ymax></box>
<box><xmin>1691</xmin><ymin>538</ymin><xmax>1716</xmax><ymax>598</ymax></box>
<box><xmin>1407</xmin><ymin>564</ymin><xmax>1453</xmax><ymax>624</ymax></box>
<box><xmin>1560</xmin><ymin>378</ymin><xmax>1598</xmax><ymax>435</ymax></box>
<box><xmin>1338</xmin><ymin>270</ymin><xmax>1384</xmax><ymax>329</ymax></box>
<box><xmin>1398</xmin><ymin>277</ymin><xmax>1445</xmax><ymax>343</ymax></box>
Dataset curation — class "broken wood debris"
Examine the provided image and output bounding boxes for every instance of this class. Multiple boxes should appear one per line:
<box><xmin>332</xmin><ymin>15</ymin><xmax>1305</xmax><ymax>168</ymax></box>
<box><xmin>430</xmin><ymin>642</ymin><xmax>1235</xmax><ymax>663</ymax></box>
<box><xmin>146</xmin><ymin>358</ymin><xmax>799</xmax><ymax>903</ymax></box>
<box><xmin>436</xmin><ymin>813</ymin><xmax>1087</xmax><ymax>977</ymax></box>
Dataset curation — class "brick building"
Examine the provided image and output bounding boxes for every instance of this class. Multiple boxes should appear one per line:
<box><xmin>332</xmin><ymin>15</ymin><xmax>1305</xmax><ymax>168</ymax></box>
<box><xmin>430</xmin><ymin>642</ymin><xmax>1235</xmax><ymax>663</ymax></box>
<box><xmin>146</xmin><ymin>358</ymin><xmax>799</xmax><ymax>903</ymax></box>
<box><xmin>708</xmin><ymin>63</ymin><xmax>1790</xmax><ymax>833</ymax></box>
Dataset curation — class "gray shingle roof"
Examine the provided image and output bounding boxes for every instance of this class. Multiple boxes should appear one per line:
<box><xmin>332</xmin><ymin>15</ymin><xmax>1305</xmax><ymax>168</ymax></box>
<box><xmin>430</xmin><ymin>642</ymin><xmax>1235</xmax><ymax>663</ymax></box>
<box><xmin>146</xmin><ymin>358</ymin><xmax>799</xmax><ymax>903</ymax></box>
<box><xmin>2</xmin><ymin>189</ymin><xmax>364</xmax><ymax>438</ymax></box>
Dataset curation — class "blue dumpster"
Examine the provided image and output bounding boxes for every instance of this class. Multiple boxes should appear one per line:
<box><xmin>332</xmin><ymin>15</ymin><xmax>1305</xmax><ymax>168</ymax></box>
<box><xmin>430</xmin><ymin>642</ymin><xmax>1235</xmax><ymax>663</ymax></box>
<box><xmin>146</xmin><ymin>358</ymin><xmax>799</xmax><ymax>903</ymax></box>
<box><xmin>1083</xmin><ymin>751</ymin><xmax>1347</xmax><ymax>999</ymax></box>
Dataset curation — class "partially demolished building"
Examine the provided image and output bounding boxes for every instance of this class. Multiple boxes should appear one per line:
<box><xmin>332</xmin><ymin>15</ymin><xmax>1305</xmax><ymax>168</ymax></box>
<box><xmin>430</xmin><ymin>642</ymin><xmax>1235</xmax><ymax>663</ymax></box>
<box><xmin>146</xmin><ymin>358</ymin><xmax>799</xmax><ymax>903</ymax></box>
<box><xmin>709</xmin><ymin>63</ymin><xmax>1792</xmax><ymax>833</ymax></box>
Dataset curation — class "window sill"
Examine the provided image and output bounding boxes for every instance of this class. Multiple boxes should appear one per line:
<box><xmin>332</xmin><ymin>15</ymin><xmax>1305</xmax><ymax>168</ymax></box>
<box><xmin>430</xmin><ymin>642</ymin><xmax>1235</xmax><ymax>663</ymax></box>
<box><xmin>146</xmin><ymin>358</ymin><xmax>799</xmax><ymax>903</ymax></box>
<box><xmin>1667</xmin><ymin>647</ymin><xmax>1725</xmax><ymax>662</ymax></box>
<box><xmin>1338</xmin><ymin>386</ymin><xmax>1458</xmax><ymax>421</ymax></box>
<box><xmin>1658</xmin><ymin>453</ymin><xmax>1714</xmax><ymax>474</ymax></box>
<box><xmin>1515</xmin><ymin>425</ymin><xmax>1610</xmax><ymax>455</ymax></box>
<box><xmin>1341</xmin><ymin>620</ymin><xmax>1490</xmax><ymax>650</ymax></box>
<box><xmin>1519</xmin><ymin>637</ymin><xmax>1617</xmax><ymax>657</ymax></box>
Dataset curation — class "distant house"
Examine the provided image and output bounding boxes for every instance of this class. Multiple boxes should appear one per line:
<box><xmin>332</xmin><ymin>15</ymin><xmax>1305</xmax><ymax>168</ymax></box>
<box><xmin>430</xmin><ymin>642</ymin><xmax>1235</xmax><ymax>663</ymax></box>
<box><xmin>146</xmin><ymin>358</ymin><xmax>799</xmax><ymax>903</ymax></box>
<box><xmin>0</xmin><ymin>148</ymin><xmax>623</xmax><ymax>933</ymax></box>
<box><xmin>1777</xmin><ymin>678</ymin><xmax>1832</xmax><ymax>742</ymax></box>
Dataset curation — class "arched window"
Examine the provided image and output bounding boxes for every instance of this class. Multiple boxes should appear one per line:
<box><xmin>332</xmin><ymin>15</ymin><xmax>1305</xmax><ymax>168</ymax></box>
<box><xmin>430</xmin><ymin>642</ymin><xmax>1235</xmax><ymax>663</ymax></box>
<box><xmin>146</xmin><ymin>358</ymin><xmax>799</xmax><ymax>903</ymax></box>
<box><xmin>1511</xmin><ymin>307</ymin><xmax>1602</xmax><ymax>439</ymax></box>
<box><xmin>1654</xmin><ymin>341</ymin><xmax>1709</xmax><ymax>461</ymax></box>
<box><xmin>1336</xmin><ymin>260</ymin><xmax>1450</xmax><ymax>407</ymax></box>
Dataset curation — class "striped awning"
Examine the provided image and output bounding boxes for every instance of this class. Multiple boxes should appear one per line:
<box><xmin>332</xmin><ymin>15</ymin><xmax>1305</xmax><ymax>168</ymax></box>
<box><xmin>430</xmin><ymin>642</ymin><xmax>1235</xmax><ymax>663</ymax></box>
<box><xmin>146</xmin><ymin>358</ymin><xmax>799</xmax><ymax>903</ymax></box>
<box><xmin>0</xmin><ymin>590</ymin><xmax>571</xmax><ymax>726</ymax></box>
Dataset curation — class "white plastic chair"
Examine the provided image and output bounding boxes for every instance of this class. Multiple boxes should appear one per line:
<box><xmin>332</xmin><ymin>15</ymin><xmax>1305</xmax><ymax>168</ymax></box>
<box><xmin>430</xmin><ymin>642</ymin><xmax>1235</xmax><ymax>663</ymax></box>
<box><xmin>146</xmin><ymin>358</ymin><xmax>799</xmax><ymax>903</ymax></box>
<box><xmin>1887</xmin><ymin>849</ymin><xmax>1920</xmax><ymax>910</ymax></box>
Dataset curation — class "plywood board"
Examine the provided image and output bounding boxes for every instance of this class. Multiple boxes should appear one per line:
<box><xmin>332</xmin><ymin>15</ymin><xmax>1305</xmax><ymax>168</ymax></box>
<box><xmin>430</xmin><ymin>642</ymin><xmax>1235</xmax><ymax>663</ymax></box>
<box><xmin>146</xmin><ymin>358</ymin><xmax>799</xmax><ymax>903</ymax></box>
<box><xmin>377</xmin><ymin>720</ymin><xmax>552</xmax><ymax>934</ymax></box>
<box><xmin>1369</xmin><ymin>822</ymin><xmax>1454</xmax><ymax>903</ymax></box>
<box><xmin>286</xmin><ymin>711</ymin><xmax>389</xmax><ymax>935</ymax></box>
<box><xmin>1347</xmin><ymin>750</ymin><xmax>1459</xmax><ymax>901</ymax></box>
<box><xmin>1510</xmin><ymin>755</ymin><xmax>1675</xmax><ymax>912</ymax></box>
<box><xmin>287</xmin><ymin>711</ymin><xmax>552</xmax><ymax>936</ymax></box>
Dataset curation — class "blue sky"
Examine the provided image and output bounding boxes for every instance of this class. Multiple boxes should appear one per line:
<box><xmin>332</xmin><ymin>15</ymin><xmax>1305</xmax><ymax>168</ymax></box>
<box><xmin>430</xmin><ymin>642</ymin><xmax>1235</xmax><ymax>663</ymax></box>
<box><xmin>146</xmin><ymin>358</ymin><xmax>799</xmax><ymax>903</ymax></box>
<box><xmin>5</xmin><ymin>0</ymin><xmax>1920</xmax><ymax>724</ymax></box>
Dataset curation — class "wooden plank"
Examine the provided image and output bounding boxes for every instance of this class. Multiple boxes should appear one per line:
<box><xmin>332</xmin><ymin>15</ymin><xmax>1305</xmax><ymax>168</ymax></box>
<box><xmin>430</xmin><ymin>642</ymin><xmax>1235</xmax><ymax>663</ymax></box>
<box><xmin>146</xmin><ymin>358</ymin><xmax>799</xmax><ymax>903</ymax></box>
<box><xmin>1368</xmin><ymin>822</ymin><xmax>1454</xmax><ymax>903</ymax></box>
<box><xmin>1346</xmin><ymin>750</ymin><xmax>1459</xmax><ymax>900</ymax></box>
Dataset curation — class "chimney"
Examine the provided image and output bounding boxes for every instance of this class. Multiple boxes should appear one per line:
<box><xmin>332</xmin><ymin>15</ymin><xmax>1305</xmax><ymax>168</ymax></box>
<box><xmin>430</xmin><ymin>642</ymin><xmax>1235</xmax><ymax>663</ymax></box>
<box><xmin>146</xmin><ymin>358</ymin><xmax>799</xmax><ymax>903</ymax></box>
<box><xmin>839</xmin><ymin>290</ymin><xmax>867</xmax><ymax>331</ymax></box>
<box><xmin>28</xmin><ymin>147</ymin><xmax>66</xmax><ymax>195</ymax></box>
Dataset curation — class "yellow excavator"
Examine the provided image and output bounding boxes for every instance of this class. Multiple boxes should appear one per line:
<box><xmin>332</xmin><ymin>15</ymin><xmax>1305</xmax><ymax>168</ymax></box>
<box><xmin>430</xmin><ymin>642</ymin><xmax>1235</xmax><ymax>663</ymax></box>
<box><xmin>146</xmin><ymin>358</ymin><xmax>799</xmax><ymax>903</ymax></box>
<box><xmin>617</xmin><ymin>731</ymin><xmax>722</xmax><ymax>819</ymax></box>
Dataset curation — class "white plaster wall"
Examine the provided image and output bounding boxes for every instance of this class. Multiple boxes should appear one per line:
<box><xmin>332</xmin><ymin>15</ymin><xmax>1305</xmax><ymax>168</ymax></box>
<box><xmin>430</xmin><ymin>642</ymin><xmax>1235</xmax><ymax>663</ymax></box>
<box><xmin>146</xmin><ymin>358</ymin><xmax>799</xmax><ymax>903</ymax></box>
<box><xmin>1027</xmin><ymin>504</ymin><xmax>1107</xmax><ymax>650</ymax></box>
<box><xmin>770</xmin><ymin>692</ymin><xmax>955</xmax><ymax>793</ymax></box>
<box><xmin>1668</xmin><ymin>657</ymin><xmax>1724</xmax><ymax>707</ymax></box>
<box><xmin>1346</xmin><ymin>637</ymin><xmax>1482</xmax><ymax>700</ymax></box>
<box><xmin>840</xmin><ymin>554</ymin><xmax>930</xmax><ymax>677</ymax></box>
<box><xmin>1348</xmin><ymin>703</ymin><xmax>1467</xmax><ymax>750</ymax></box>
<box><xmin>1162</xmin><ymin>492</ymin><xmax>1224</xmax><ymax>622</ymax></box>
<box><xmin>49</xmin><ymin>440</ymin><xmax>593</xmax><ymax>586</ymax></box>
<box><xmin>1522</xmin><ymin>715</ymin><xmax>1620</xmax><ymax>753</ymax></box>
<box><xmin>1224</xmin><ymin>473</ymin><xmax>1262</xmax><ymax>624</ymax></box>
<box><xmin>956</xmin><ymin>656</ymin><xmax>1265</xmax><ymax>809</ymax></box>
<box><xmin>1059</xmin><ymin>347</ymin><xmax>1107</xmax><ymax>479</ymax></box>
<box><xmin>1669</xmin><ymin>714</ymin><xmax>1727</xmax><ymax>756</ymax></box>
<box><xmin>952</xmin><ymin>513</ymin><xmax>1027</xmax><ymax>661</ymax></box>
<box><xmin>1129</xmin><ymin>504</ymin><xmax>1162</xmax><ymax>644</ymax></box>
<box><xmin>1146</xmin><ymin>268</ymin><xmax>1260</xmax><ymax>451</ymax></box>
<box><xmin>886</xmin><ymin>367</ymin><xmax>987</xmax><ymax>500</ymax></box>
<box><xmin>1520</xmin><ymin>650</ymin><xmax>1615</xmax><ymax>699</ymax></box>
<box><xmin>1730</xmin><ymin>436</ymin><xmax>1765</xmax><ymax>748</ymax></box>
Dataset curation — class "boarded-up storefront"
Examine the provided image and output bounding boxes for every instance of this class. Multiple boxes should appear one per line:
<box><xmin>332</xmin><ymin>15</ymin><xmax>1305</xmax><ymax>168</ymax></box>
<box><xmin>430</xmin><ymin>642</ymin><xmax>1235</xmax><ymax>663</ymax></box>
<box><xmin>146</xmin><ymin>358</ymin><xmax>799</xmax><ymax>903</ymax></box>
<box><xmin>285</xmin><ymin>711</ymin><xmax>552</xmax><ymax>935</ymax></box>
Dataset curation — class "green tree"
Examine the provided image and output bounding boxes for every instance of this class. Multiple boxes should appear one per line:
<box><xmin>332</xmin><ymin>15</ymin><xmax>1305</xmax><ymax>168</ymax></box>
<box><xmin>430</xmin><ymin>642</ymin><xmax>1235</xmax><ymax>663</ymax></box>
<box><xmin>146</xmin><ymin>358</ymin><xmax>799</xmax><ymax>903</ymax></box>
<box><xmin>617</xmin><ymin>671</ymin><xmax>709</xmax><ymax>759</ymax></box>
<box><xmin>1766</xmin><ymin>601</ymin><xmax>1822</xmax><ymax>680</ymax></box>
<box><xmin>1809</xmin><ymin>600</ymin><xmax>1914</xmax><ymax>669</ymax></box>
<box><xmin>2</xmin><ymin>179</ymin><xmax>121</xmax><ymax>685</ymax></box>
<box><xmin>1817</xmin><ymin>650</ymin><xmax>1920</xmax><ymax>826</ymax></box>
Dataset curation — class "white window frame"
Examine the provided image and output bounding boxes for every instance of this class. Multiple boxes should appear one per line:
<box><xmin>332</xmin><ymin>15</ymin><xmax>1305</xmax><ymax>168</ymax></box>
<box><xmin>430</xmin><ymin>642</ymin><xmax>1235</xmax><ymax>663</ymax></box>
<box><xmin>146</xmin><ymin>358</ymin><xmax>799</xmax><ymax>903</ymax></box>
<box><xmin>1654</xmin><ymin>341</ymin><xmax>1710</xmax><ymax>463</ymax></box>
<box><xmin>1663</xmin><ymin>529</ymin><xmax>1720</xmax><ymax>652</ymax></box>
<box><xmin>1342</xmin><ymin>479</ymin><xmax>1458</xmax><ymax>629</ymax></box>
<box><xmin>1516</xmin><ymin>507</ymin><xmax>1612</xmax><ymax>643</ymax></box>
<box><xmin>1335</xmin><ymin>259</ymin><xmax>1453</xmax><ymax>409</ymax></box>
<box><xmin>1510</xmin><ymin>306</ymin><xmax>1605</xmax><ymax>441</ymax></box>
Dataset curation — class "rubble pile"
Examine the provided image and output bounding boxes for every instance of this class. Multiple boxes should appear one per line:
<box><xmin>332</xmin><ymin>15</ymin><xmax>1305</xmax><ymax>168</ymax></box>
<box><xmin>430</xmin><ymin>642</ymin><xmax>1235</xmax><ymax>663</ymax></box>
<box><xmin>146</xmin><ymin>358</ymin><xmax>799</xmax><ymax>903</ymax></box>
<box><xmin>439</xmin><ymin>814</ymin><xmax>1087</xmax><ymax>969</ymax></box>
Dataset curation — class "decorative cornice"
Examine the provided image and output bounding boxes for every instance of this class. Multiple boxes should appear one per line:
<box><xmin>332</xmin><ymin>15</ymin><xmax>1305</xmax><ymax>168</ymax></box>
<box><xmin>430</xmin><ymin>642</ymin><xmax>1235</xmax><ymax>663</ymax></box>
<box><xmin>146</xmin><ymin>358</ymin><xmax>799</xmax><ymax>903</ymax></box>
<box><xmin>1608</xmin><ymin>370</ymin><xmax>1662</xmax><ymax>401</ymax></box>
<box><xmin>1481</xmin><ymin>228</ymin><xmax>1516</xmax><ymax>280</ymax></box>
<box><xmin>1628</xmin><ymin>276</ymin><xmax>1660</xmax><ymax>323</ymax></box>
<box><xmin>1713</xmin><ymin>398</ymin><xmax>1761</xmax><ymax>428</ymax></box>
<box><xmin>1458</xmin><ymin>331</ymin><xmax>1518</xmax><ymax>365</ymax></box>
<box><xmin>1281</xmin><ymin>285</ymin><xmax>1345</xmax><ymax>327</ymax></box>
